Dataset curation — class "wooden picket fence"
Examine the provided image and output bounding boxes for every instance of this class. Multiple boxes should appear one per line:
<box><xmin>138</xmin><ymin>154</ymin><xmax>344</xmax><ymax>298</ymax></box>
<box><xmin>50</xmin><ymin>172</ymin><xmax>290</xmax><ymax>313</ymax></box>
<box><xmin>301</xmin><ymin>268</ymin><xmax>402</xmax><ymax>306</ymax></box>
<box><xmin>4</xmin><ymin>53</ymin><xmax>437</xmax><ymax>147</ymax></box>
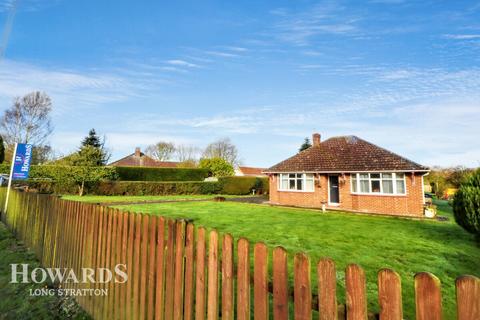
<box><xmin>0</xmin><ymin>188</ymin><xmax>478</xmax><ymax>320</ymax></box>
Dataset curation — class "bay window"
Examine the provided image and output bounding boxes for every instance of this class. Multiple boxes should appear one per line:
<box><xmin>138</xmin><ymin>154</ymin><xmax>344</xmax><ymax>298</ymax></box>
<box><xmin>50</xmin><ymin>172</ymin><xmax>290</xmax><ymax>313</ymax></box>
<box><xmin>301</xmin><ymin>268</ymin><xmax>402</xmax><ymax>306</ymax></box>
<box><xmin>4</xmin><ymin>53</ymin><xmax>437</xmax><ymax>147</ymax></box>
<box><xmin>350</xmin><ymin>173</ymin><xmax>406</xmax><ymax>195</ymax></box>
<box><xmin>278</xmin><ymin>173</ymin><xmax>314</xmax><ymax>192</ymax></box>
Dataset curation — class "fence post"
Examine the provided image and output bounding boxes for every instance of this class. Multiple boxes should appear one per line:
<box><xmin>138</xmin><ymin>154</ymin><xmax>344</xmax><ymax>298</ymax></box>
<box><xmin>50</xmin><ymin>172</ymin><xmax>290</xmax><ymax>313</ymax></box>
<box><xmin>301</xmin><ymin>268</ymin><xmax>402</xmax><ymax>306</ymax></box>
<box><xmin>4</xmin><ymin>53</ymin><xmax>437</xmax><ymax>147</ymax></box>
<box><xmin>273</xmin><ymin>247</ymin><xmax>289</xmax><ymax>320</ymax></box>
<box><xmin>184</xmin><ymin>223</ymin><xmax>196</xmax><ymax>320</ymax></box>
<box><xmin>221</xmin><ymin>234</ymin><xmax>234</xmax><ymax>320</ymax></box>
<box><xmin>346</xmin><ymin>264</ymin><xmax>367</xmax><ymax>320</ymax></box>
<box><xmin>207</xmin><ymin>230</ymin><xmax>219</xmax><ymax>320</ymax></box>
<box><xmin>237</xmin><ymin>238</ymin><xmax>250</xmax><ymax>320</ymax></box>
<box><xmin>254</xmin><ymin>242</ymin><xmax>269</xmax><ymax>320</ymax></box>
<box><xmin>294</xmin><ymin>253</ymin><xmax>312</xmax><ymax>320</ymax></box>
<box><xmin>318</xmin><ymin>258</ymin><xmax>337</xmax><ymax>320</ymax></box>
<box><xmin>456</xmin><ymin>275</ymin><xmax>479</xmax><ymax>320</ymax></box>
<box><xmin>174</xmin><ymin>220</ymin><xmax>187</xmax><ymax>320</ymax></box>
<box><xmin>195</xmin><ymin>227</ymin><xmax>207</xmax><ymax>320</ymax></box>
<box><xmin>378</xmin><ymin>269</ymin><xmax>402</xmax><ymax>320</ymax></box>
<box><xmin>415</xmin><ymin>272</ymin><xmax>442</xmax><ymax>320</ymax></box>
<box><xmin>155</xmin><ymin>216</ymin><xmax>166</xmax><ymax>320</ymax></box>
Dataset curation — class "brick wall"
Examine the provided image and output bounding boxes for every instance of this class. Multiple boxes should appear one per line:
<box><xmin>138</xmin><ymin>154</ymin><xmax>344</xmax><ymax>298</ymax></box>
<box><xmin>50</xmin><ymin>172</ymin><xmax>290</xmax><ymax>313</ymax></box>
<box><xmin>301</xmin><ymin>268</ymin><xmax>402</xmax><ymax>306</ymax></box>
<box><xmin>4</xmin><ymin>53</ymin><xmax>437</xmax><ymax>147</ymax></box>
<box><xmin>269</xmin><ymin>173</ymin><xmax>425</xmax><ymax>217</ymax></box>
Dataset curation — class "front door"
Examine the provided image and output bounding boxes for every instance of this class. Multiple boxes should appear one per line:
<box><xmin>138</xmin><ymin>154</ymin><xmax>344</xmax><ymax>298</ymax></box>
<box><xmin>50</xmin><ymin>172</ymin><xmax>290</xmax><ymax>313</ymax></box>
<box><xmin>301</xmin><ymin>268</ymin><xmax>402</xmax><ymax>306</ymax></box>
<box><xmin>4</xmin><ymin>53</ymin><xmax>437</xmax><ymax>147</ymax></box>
<box><xmin>329</xmin><ymin>175</ymin><xmax>340</xmax><ymax>204</ymax></box>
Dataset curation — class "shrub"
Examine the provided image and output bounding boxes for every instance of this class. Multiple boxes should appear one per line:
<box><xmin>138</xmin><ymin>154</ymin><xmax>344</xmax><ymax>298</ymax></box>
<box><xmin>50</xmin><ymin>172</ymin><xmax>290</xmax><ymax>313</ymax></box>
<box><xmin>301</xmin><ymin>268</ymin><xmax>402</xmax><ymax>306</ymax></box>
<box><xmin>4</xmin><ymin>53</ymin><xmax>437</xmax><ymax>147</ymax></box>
<box><xmin>93</xmin><ymin>181</ymin><xmax>221</xmax><ymax>196</ymax></box>
<box><xmin>453</xmin><ymin>169</ymin><xmax>480</xmax><ymax>238</ymax></box>
<box><xmin>15</xmin><ymin>180</ymin><xmax>222</xmax><ymax>196</ymax></box>
<box><xmin>218</xmin><ymin>176</ymin><xmax>269</xmax><ymax>195</ymax></box>
<box><xmin>199</xmin><ymin>158</ymin><xmax>234</xmax><ymax>177</ymax></box>
<box><xmin>115</xmin><ymin>166</ymin><xmax>209</xmax><ymax>181</ymax></box>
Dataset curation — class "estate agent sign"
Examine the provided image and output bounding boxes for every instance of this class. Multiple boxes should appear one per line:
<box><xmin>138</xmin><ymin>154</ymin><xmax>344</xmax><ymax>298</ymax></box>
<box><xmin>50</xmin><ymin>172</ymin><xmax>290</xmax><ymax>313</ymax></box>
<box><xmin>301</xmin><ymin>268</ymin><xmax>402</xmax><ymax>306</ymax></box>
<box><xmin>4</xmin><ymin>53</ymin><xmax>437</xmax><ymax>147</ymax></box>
<box><xmin>3</xmin><ymin>143</ymin><xmax>33</xmax><ymax>214</ymax></box>
<box><xmin>12</xmin><ymin>143</ymin><xmax>33</xmax><ymax>180</ymax></box>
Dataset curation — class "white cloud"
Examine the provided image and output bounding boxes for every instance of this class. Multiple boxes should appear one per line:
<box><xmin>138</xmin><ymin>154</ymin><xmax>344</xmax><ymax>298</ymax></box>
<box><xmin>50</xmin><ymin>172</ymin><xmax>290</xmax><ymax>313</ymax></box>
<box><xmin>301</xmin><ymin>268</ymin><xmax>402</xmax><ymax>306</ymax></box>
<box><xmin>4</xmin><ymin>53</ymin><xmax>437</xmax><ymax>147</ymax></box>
<box><xmin>165</xmin><ymin>59</ymin><xmax>199</xmax><ymax>68</ymax></box>
<box><xmin>444</xmin><ymin>34</ymin><xmax>480</xmax><ymax>40</ymax></box>
<box><xmin>270</xmin><ymin>2</ymin><xmax>360</xmax><ymax>45</ymax></box>
<box><xmin>0</xmin><ymin>59</ymin><xmax>154</xmax><ymax>115</ymax></box>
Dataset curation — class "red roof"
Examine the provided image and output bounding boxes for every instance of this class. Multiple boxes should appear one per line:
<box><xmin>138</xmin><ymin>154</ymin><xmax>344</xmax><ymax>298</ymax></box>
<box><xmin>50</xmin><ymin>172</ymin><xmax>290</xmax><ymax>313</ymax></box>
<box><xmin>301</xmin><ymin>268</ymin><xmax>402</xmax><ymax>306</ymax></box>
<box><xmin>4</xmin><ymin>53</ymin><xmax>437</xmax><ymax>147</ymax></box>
<box><xmin>109</xmin><ymin>151</ymin><xmax>179</xmax><ymax>168</ymax></box>
<box><xmin>238</xmin><ymin>166</ymin><xmax>267</xmax><ymax>176</ymax></box>
<box><xmin>265</xmin><ymin>136</ymin><xmax>429</xmax><ymax>173</ymax></box>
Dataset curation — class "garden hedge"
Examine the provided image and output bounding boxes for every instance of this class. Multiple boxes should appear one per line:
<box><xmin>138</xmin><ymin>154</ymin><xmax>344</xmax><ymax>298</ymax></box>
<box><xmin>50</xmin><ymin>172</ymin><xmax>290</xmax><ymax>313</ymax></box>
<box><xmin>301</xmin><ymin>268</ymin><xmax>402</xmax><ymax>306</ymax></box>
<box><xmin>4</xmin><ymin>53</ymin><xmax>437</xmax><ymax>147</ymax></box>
<box><xmin>218</xmin><ymin>176</ymin><xmax>269</xmax><ymax>195</ymax></box>
<box><xmin>16</xmin><ymin>180</ymin><xmax>222</xmax><ymax>196</ymax></box>
<box><xmin>0</xmin><ymin>164</ymin><xmax>209</xmax><ymax>182</ymax></box>
<box><xmin>0</xmin><ymin>164</ymin><xmax>118</xmax><ymax>181</ymax></box>
<box><xmin>115</xmin><ymin>166</ymin><xmax>210</xmax><ymax>181</ymax></box>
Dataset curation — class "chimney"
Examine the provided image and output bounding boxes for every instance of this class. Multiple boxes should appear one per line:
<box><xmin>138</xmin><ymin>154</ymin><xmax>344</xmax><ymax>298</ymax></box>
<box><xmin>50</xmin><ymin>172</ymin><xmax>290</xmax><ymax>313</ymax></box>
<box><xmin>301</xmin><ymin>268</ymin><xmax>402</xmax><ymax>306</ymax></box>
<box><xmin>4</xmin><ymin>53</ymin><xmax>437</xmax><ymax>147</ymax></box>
<box><xmin>312</xmin><ymin>133</ymin><xmax>321</xmax><ymax>147</ymax></box>
<box><xmin>135</xmin><ymin>147</ymin><xmax>141</xmax><ymax>157</ymax></box>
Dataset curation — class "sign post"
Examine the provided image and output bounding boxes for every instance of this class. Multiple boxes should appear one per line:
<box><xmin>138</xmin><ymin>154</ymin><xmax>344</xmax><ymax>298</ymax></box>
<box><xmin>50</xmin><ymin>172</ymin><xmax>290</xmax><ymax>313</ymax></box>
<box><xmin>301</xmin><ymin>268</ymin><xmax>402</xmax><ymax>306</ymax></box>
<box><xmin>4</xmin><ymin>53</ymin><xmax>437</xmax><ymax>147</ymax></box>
<box><xmin>3</xmin><ymin>143</ymin><xmax>33</xmax><ymax>217</ymax></box>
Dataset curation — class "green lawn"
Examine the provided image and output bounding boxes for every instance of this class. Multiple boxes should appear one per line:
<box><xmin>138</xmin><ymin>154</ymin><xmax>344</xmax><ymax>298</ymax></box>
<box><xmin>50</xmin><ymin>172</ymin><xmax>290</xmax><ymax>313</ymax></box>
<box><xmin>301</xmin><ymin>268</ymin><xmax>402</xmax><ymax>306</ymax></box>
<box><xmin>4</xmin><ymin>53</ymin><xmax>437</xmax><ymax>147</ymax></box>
<box><xmin>114</xmin><ymin>199</ymin><xmax>479</xmax><ymax>319</ymax></box>
<box><xmin>62</xmin><ymin>194</ymin><xmax>253</xmax><ymax>203</ymax></box>
<box><xmin>0</xmin><ymin>222</ymin><xmax>91</xmax><ymax>319</ymax></box>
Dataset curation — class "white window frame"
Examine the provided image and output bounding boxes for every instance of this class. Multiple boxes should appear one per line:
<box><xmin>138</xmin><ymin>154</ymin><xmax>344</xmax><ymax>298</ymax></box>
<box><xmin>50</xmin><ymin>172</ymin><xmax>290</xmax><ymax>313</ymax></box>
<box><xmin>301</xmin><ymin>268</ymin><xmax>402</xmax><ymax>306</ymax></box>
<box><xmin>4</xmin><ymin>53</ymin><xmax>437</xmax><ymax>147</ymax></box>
<box><xmin>350</xmin><ymin>172</ymin><xmax>406</xmax><ymax>196</ymax></box>
<box><xmin>278</xmin><ymin>173</ymin><xmax>315</xmax><ymax>192</ymax></box>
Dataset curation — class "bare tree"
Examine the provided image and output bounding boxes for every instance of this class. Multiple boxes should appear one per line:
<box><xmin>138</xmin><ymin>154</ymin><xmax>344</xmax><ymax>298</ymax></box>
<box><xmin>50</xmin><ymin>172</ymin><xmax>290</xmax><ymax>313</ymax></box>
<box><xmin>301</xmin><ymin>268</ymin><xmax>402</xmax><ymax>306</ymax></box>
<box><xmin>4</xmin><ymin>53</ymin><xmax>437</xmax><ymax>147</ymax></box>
<box><xmin>202</xmin><ymin>138</ymin><xmax>239</xmax><ymax>165</ymax></box>
<box><xmin>1</xmin><ymin>91</ymin><xmax>53</xmax><ymax>146</ymax></box>
<box><xmin>176</xmin><ymin>144</ymin><xmax>201</xmax><ymax>162</ymax></box>
<box><xmin>145</xmin><ymin>141</ymin><xmax>176</xmax><ymax>161</ymax></box>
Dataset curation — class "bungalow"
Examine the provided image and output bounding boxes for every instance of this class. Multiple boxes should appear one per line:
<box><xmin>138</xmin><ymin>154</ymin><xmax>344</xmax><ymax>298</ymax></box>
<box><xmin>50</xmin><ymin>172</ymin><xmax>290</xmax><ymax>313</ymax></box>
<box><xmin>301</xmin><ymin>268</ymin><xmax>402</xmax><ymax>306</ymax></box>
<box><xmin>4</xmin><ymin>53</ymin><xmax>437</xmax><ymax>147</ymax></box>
<box><xmin>264</xmin><ymin>133</ymin><xmax>430</xmax><ymax>217</ymax></box>
<box><xmin>109</xmin><ymin>147</ymin><xmax>179</xmax><ymax>168</ymax></box>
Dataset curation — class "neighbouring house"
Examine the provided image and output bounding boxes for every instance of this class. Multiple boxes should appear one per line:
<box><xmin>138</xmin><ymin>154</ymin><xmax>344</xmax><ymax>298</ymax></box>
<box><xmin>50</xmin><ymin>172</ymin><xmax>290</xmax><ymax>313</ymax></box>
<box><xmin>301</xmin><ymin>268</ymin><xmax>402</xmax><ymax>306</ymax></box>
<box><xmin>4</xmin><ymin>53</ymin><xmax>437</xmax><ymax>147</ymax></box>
<box><xmin>235</xmin><ymin>166</ymin><xmax>267</xmax><ymax>177</ymax></box>
<box><xmin>264</xmin><ymin>133</ymin><xmax>430</xmax><ymax>217</ymax></box>
<box><xmin>109</xmin><ymin>147</ymin><xmax>179</xmax><ymax>168</ymax></box>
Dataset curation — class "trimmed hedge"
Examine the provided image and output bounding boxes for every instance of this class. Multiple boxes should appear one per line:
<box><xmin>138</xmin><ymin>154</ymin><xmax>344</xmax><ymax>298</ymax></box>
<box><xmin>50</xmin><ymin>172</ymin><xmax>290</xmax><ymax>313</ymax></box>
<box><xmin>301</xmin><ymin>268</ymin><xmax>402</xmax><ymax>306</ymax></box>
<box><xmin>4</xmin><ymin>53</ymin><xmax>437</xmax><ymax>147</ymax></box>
<box><xmin>115</xmin><ymin>166</ymin><xmax>210</xmax><ymax>182</ymax></box>
<box><xmin>15</xmin><ymin>180</ymin><xmax>222</xmax><ymax>196</ymax></box>
<box><xmin>0</xmin><ymin>164</ymin><xmax>208</xmax><ymax>182</ymax></box>
<box><xmin>95</xmin><ymin>181</ymin><xmax>221</xmax><ymax>196</ymax></box>
<box><xmin>218</xmin><ymin>176</ymin><xmax>269</xmax><ymax>195</ymax></box>
<box><xmin>0</xmin><ymin>164</ymin><xmax>118</xmax><ymax>181</ymax></box>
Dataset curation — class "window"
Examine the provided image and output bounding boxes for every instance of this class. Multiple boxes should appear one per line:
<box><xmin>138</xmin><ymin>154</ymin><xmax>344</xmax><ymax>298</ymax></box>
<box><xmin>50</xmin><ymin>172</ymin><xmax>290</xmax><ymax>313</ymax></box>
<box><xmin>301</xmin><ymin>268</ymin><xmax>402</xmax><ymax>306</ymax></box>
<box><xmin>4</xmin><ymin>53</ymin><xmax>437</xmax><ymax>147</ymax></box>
<box><xmin>359</xmin><ymin>173</ymin><xmax>369</xmax><ymax>193</ymax></box>
<box><xmin>396</xmin><ymin>173</ymin><xmax>405</xmax><ymax>194</ymax></box>
<box><xmin>351</xmin><ymin>174</ymin><xmax>358</xmax><ymax>192</ymax></box>
<box><xmin>350</xmin><ymin>173</ymin><xmax>406</xmax><ymax>195</ymax></box>
<box><xmin>278</xmin><ymin>173</ymin><xmax>314</xmax><ymax>192</ymax></box>
<box><xmin>381</xmin><ymin>173</ymin><xmax>394</xmax><ymax>194</ymax></box>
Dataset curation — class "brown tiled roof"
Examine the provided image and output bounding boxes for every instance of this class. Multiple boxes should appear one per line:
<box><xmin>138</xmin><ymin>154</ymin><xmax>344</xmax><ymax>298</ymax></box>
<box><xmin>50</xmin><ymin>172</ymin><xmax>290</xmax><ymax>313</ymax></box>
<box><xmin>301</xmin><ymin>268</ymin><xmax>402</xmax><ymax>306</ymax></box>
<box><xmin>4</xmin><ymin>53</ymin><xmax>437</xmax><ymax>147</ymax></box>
<box><xmin>265</xmin><ymin>136</ymin><xmax>429</xmax><ymax>173</ymax></box>
<box><xmin>238</xmin><ymin>166</ymin><xmax>267</xmax><ymax>176</ymax></box>
<box><xmin>109</xmin><ymin>152</ymin><xmax>179</xmax><ymax>168</ymax></box>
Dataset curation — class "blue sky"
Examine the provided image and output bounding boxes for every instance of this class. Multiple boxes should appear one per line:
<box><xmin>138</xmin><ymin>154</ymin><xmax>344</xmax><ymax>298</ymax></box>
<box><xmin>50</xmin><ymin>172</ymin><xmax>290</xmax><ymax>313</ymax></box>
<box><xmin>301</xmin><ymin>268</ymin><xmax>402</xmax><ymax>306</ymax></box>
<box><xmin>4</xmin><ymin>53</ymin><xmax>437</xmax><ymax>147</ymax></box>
<box><xmin>0</xmin><ymin>0</ymin><xmax>479</xmax><ymax>167</ymax></box>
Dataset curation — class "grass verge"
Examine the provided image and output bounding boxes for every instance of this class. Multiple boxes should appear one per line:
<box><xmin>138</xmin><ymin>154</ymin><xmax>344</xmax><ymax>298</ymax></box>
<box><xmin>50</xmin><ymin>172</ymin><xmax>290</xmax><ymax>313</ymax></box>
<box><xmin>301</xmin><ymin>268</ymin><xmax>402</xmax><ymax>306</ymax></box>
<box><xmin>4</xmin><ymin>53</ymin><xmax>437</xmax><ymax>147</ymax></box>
<box><xmin>0</xmin><ymin>222</ymin><xmax>91</xmax><ymax>319</ymax></box>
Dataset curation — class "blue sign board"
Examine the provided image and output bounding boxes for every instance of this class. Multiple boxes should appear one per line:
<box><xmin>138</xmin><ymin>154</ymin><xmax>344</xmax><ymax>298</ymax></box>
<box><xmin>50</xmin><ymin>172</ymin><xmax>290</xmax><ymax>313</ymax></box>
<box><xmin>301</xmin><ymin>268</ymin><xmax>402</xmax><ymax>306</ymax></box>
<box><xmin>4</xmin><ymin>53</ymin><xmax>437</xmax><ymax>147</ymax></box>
<box><xmin>12</xmin><ymin>143</ymin><xmax>33</xmax><ymax>180</ymax></box>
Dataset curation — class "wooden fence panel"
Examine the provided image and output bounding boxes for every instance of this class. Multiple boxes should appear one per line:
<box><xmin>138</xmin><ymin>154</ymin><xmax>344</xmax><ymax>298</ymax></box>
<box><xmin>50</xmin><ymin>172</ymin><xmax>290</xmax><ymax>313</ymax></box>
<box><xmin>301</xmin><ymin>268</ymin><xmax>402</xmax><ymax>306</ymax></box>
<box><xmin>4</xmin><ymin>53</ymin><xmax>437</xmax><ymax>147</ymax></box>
<box><xmin>140</xmin><ymin>214</ymin><xmax>150</xmax><ymax>319</ymax></box>
<box><xmin>155</xmin><ymin>216</ymin><xmax>166</xmax><ymax>320</ymax></box>
<box><xmin>456</xmin><ymin>275</ymin><xmax>480</xmax><ymax>320</ymax></box>
<box><xmin>254</xmin><ymin>242</ymin><xmax>269</xmax><ymax>320</ymax></box>
<box><xmin>164</xmin><ymin>219</ymin><xmax>176</xmax><ymax>320</ymax></box>
<box><xmin>415</xmin><ymin>272</ymin><xmax>442</xmax><ymax>320</ymax></box>
<box><xmin>195</xmin><ymin>227</ymin><xmax>207</xmax><ymax>320</ymax></box>
<box><xmin>346</xmin><ymin>264</ymin><xmax>367</xmax><ymax>320</ymax></box>
<box><xmin>294</xmin><ymin>253</ymin><xmax>312</xmax><ymax>320</ymax></box>
<box><xmin>237</xmin><ymin>238</ymin><xmax>250</xmax><ymax>320</ymax></box>
<box><xmin>126</xmin><ymin>212</ymin><xmax>135</xmax><ymax>320</ymax></box>
<box><xmin>318</xmin><ymin>258</ymin><xmax>337</xmax><ymax>320</ymax></box>
<box><xmin>221</xmin><ymin>234</ymin><xmax>234</xmax><ymax>320</ymax></box>
<box><xmin>147</xmin><ymin>215</ymin><xmax>158</xmax><ymax>320</ymax></box>
<box><xmin>207</xmin><ymin>230</ymin><xmax>219</xmax><ymax>320</ymax></box>
<box><xmin>273</xmin><ymin>247</ymin><xmax>289</xmax><ymax>320</ymax></box>
<box><xmin>120</xmin><ymin>211</ymin><xmax>129</xmax><ymax>320</ymax></box>
<box><xmin>378</xmin><ymin>269</ymin><xmax>402</xmax><ymax>320</ymax></box>
<box><xmin>174</xmin><ymin>221</ymin><xmax>187</xmax><ymax>320</ymax></box>
<box><xmin>132</xmin><ymin>213</ymin><xmax>143</xmax><ymax>319</ymax></box>
<box><xmin>184</xmin><ymin>223</ymin><xmax>196</xmax><ymax>320</ymax></box>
